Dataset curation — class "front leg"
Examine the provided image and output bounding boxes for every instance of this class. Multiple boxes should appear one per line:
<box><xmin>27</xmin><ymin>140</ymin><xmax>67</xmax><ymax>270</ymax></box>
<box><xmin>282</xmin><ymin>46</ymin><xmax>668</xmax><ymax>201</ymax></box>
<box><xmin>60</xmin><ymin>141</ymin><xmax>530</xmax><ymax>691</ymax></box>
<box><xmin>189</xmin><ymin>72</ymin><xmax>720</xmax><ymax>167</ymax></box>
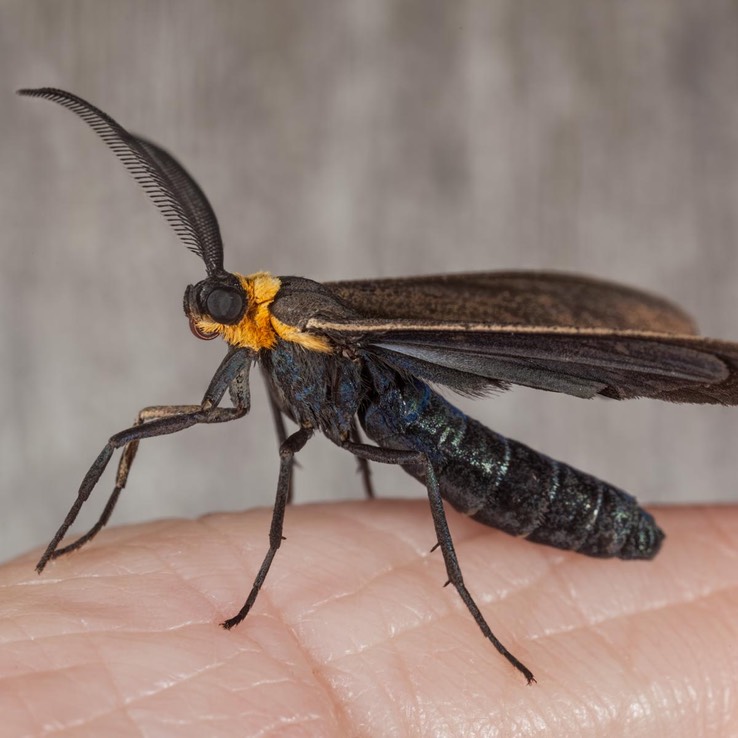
<box><xmin>37</xmin><ymin>349</ymin><xmax>253</xmax><ymax>572</ymax></box>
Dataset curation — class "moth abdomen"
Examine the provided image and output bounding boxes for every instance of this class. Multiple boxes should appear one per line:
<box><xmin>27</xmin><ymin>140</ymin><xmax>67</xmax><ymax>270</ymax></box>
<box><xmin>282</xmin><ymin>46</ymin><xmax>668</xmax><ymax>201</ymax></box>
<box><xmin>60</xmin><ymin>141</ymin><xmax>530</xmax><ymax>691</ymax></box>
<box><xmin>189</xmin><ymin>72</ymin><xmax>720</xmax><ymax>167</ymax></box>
<box><xmin>519</xmin><ymin>457</ymin><xmax>664</xmax><ymax>560</ymax></box>
<box><xmin>437</xmin><ymin>416</ymin><xmax>663</xmax><ymax>560</ymax></box>
<box><xmin>360</xmin><ymin>366</ymin><xmax>664</xmax><ymax>560</ymax></box>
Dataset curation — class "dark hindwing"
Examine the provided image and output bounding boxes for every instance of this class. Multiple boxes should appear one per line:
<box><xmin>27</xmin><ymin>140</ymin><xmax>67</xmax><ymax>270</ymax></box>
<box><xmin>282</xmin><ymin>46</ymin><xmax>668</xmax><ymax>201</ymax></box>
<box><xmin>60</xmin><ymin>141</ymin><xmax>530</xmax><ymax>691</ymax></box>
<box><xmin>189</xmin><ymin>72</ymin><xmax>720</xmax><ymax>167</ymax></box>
<box><xmin>311</xmin><ymin>273</ymin><xmax>738</xmax><ymax>404</ymax></box>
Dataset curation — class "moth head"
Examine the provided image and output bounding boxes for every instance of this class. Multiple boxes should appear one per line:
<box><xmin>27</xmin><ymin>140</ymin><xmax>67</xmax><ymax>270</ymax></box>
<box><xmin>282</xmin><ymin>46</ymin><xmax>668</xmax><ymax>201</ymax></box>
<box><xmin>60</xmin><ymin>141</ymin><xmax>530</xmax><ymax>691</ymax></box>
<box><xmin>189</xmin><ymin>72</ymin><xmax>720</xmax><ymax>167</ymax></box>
<box><xmin>184</xmin><ymin>272</ymin><xmax>247</xmax><ymax>340</ymax></box>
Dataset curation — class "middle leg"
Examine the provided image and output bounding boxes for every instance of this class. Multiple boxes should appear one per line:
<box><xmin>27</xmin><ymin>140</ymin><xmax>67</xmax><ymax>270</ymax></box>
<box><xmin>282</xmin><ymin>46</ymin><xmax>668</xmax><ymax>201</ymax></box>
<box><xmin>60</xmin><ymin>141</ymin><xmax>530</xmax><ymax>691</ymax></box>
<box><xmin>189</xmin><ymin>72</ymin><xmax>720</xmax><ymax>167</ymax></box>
<box><xmin>221</xmin><ymin>425</ymin><xmax>314</xmax><ymax>629</ymax></box>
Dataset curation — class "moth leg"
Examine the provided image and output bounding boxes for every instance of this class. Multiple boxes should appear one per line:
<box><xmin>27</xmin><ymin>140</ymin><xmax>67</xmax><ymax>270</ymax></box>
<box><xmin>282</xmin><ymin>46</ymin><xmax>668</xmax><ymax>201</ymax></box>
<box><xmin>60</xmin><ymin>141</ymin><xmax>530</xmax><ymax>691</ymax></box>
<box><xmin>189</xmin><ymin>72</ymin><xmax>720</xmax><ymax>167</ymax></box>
<box><xmin>341</xmin><ymin>440</ymin><xmax>535</xmax><ymax>685</ymax></box>
<box><xmin>262</xmin><ymin>380</ymin><xmax>298</xmax><ymax>504</ymax></box>
<box><xmin>37</xmin><ymin>404</ymin><xmax>248</xmax><ymax>573</ymax></box>
<box><xmin>349</xmin><ymin>418</ymin><xmax>374</xmax><ymax>499</ymax></box>
<box><xmin>262</xmin><ymin>398</ymin><xmax>374</xmax><ymax>502</ymax></box>
<box><xmin>221</xmin><ymin>425</ymin><xmax>313</xmax><ymax>629</ymax></box>
<box><xmin>51</xmin><ymin>404</ymin><xmax>204</xmax><ymax>561</ymax></box>
<box><xmin>264</xmin><ymin>388</ymin><xmax>289</xmax><ymax>448</ymax></box>
<box><xmin>37</xmin><ymin>349</ymin><xmax>253</xmax><ymax>573</ymax></box>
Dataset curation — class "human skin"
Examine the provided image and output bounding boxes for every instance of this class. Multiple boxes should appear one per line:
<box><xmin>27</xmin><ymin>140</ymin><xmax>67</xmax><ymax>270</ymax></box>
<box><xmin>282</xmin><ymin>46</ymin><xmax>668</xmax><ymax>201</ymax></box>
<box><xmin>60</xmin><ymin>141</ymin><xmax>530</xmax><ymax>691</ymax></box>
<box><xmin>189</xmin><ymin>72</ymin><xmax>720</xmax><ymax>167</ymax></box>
<box><xmin>1</xmin><ymin>501</ymin><xmax>736</xmax><ymax>737</ymax></box>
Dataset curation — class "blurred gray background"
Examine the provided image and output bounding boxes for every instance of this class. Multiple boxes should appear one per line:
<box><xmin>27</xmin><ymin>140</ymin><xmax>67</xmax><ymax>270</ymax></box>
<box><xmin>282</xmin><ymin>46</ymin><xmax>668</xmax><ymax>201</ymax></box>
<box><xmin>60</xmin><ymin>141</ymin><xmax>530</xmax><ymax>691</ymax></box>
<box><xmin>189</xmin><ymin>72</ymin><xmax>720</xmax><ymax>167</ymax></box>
<box><xmin>2</xmin><ymin>1</ymin><xmax>737</xmax><ymax>563</ymax></box>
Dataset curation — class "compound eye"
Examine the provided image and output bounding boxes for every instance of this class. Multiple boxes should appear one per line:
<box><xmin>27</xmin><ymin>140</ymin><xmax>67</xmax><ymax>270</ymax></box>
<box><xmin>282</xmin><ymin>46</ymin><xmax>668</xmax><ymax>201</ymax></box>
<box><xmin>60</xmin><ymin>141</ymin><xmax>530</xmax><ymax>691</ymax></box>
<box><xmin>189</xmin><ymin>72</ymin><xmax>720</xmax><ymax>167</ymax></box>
<box><xmin>206</xmin><ymin>287</ymin><xmax>245</xmax><ymax>324</ymax></box>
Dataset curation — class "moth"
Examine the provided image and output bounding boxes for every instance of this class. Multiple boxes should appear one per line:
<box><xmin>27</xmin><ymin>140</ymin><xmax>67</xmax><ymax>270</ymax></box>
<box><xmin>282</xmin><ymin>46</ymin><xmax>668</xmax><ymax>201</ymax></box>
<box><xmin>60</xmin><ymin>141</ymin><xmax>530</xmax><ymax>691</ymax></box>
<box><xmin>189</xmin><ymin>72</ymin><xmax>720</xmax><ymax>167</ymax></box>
<box><xmin>20</xmin><ymin>87</ymin><xmax>738</xmax><ymax>683</ymax></box>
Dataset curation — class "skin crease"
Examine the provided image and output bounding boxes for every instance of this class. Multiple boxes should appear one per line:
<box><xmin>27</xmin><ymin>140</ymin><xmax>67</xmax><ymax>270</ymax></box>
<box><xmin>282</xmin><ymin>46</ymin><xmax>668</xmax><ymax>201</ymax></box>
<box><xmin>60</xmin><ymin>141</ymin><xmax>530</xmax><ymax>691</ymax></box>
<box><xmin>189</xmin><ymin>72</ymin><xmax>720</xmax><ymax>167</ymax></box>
<box><xmin>1</xmin><ymin>501</ymin><xmax>736</xmax><ymax>737</ymax></box>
